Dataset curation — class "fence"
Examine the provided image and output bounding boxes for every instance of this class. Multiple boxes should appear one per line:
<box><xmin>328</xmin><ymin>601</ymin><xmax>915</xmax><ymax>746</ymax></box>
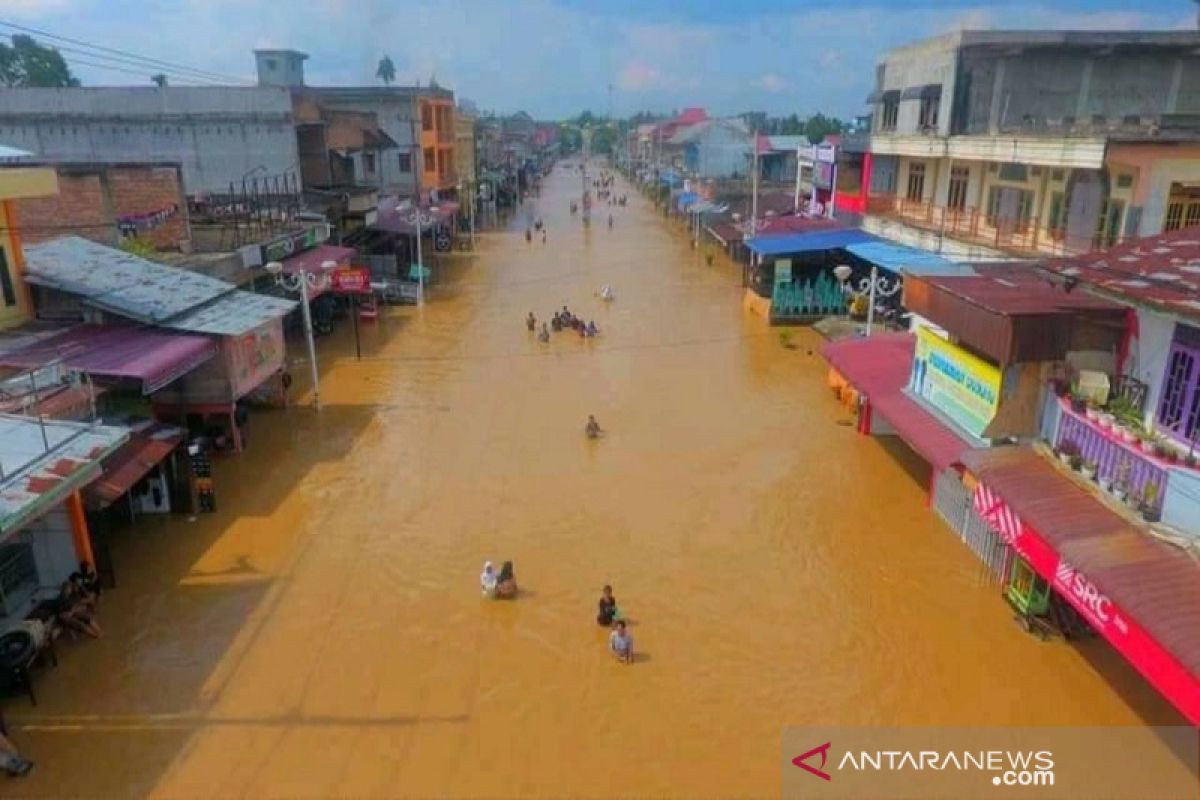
<box><xmin>932</xmin><ymin>468</ymin><xmax>1013</xmax><ymax>582</ymax></box>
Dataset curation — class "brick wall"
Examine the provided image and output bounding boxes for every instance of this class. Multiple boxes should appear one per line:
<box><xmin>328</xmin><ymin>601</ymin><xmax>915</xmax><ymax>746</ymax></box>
<box><xmin>14</xmin><ymin>165</ymin><xmax>189</xmax><ymax>250</ymax></box>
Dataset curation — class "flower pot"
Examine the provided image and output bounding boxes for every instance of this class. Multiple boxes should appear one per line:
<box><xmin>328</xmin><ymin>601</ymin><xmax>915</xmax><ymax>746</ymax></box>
<box><xmin>1098</xmin><ymin>413</ymin><xmax>1114</xmax><ymax>430</ymax></box>
<box><xmin>1082</xmin><ymin>467</ymin><xmax>1097</xmax><ymax>481</ymax></box>
<box><xmin>1141</xmin><ymin>507</ymin><xmax>1162</xmax><ymax>523</ymax></box>
<box><xmin>1115</xmin><ymin>490</ymin><xmax>1128</xmax><ymax>503</ymax></box>
<box><xmin>1140</xmin><ymin>440</ymin><xmax>1157</xmax><ymax>454</ymax></box>
<box><xmin>1120</xmin><ymin>429</ymin><xmax>1139</xmax><ymax>444</ymax></box>
<box><xmin>1100</xmin><ymin>480</ymin><xmax>1113</xmax><ymax>493</ymax></box>
<box><xmin>1085</xmin><ymin>407</ymin><xmax>1099</xmax><ymax>422</ymax></box>
<box><xmin>1058</xmin><ymin>452</ymin><xmax>1071</xmax><ymax>465</ymax></box>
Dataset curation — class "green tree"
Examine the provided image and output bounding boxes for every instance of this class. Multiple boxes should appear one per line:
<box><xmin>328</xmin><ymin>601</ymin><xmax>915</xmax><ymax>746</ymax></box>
<box><xmin>376</xmin><ymin>55</ymin><xmax>396</xmax><ymax>86</ymax></box>
<box><xmin>151</xmin><ymin>73</ymin><xmax>167</xmax><ymax>87</ymax></box>
<box><xmin>0</xmin><ymin>35</ymin><xmax>79</xmax><ymax>87</ymax></box>
<box><xmin>803</xmin><ymin>112</ymin><xmax>848</xmax><ymax>144</ymax></box>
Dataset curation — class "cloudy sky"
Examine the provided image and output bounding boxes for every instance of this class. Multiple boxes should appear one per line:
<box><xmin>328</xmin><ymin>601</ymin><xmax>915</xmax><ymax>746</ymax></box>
<box><xmin>2</xmin><ymin>0</ymin><xmax>1195</xmax><ymax>119</ymax></box>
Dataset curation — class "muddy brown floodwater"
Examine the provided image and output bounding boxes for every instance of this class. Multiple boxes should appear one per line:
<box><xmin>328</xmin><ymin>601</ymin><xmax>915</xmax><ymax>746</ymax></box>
<box><xmin>8</xmin><ymin>163</ymin><xmax>1181</xmax><ymax>798</ymax></box>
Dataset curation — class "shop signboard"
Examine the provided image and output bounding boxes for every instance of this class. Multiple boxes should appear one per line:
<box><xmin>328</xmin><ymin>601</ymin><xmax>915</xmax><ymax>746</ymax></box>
<box><xmin>229</xmin><ymin>319</ymin><xmax>286</xmax><ymax>400</ymax></box>
<box><xmin>774</xmin><ymin>258</ymin><xmax>793</xmax><ymax>287</ymax></box>
<box><xmin>256</xmin><ymin>224</ymin><xmax>331</xmax><ymax>266</ymax></box>
<box><xmin>973</xmin><ymin>483</ymin><xmax>1200</xmax><ymax>725</ymax></box>
<box><xmin>910</xmin><ymin>326</ymin><xmax>1000</xmax><ymax>438</ymax></box>
<box><xmin>332</xmin><ymin>267</ymin><xmax>372</xmax><ymax>295</ymax></box>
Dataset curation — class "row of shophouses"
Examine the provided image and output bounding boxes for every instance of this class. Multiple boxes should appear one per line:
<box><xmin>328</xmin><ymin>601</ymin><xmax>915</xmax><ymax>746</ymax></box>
<box><xmin>622</xmin><ymin>28</ymin><xmax>1200</xmax><ymax>726</ymax></box>
<box><xmin>0</xmin><ymin>46</ymin><xmax>559</xmax><ymax>637</ymax></box>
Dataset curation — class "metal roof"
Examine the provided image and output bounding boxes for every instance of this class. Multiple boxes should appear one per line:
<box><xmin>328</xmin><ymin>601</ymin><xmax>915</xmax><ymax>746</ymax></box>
<box><xmin>745</xmin><ymin>228</ymin><xmax>876</xmax><ymax>257</ymax></box>
<box><xmin>24</xmin><ymin>236</ymin><xmax>235</xmax><ymax>324</ymax></box>
<box><xmin>845</xmin><ymin>240</ymin><xmax>977</xmax><ymax>277</ymax></box>
<box><xmin>0</xmin><ymin>414</ymin><xmax>128</xmax><ymax>536</ymax></box>
<box><xmin>962</xmin><ymin>446</ymin><xmax>1200</xmax><ymax>699</ymax></box>
<box><xmin>821</xmin><ymin>332</ymin><xmax>973</xmax><ymax>470</ymax></box>
<box><xmin>22</xmin><ymin>236</ymin><xmax>295</xmax><ymax>337</ymax></box>
<box><xmin>0</xmin><ymin>324</ymin><xmax>217</xmax><ymax>394</ymax></box>
<box><xmin>1041</xmin><ymin>226</ymin><xmax>1200</xmax><ymax>320</ymax></box>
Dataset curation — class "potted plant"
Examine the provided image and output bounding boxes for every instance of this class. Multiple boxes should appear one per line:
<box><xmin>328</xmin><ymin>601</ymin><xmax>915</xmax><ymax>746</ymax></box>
<box><xmin>1139</xmin><ymin>431</ymin><xmax>1159</xmax><ymax>454</ymax></box>
<box><xmin>1097</xmin><ymin>412</ymin><xmax>1115</xmax><ymax>430</ymax></box>
<box><xmin>1069</xmin><ymin>387</ymin><xmax>1088</xmax><ymax>414</ymax></box>
<box><xmin>1082</xmin><ymin>458</ymin><xmax>1098</xmax><ymax>480</ymax></box>
<box><xmin>1099</xmin><ymin>475</ymin><xmax>1114</xmax><ymax>493</ymax></box>
<box><xmin>1153</xmin><ymin>441</ymin><xmax>1177</xmax><ymax>463</ymax></box>
<box><xmin>1120</xmin><ymin>425</ymin><xmax>1140</xmax><ymax>445</ymax></box>
<box><xmin>1114</xmin><ymin>459</ymin><xmax>1131</xmax><ymax>502</ymax></box>
<box><xmin>1085</xmin><ymin>402</ymin><xmax>1100</xmax><ymax>422</ymax></box>
<box><xmin>1140</xmin><ymin>483</ymin><xmax>1161</xmax><ymax>523</ymax></box>
<box><xmin>1069</xmin><ymin>453</ymin><xmax>1084</xmax><ymax>472</ymax></box>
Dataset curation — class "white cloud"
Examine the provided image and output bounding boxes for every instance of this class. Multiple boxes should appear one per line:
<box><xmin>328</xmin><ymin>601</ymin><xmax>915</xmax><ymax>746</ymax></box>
<box><xmin>617</xmin><ymin>61</ymin><xmax>664</xmax><ymax>91</ymax></box>
<box><xmin>758</xmin><ymin>73</ymin><xmax>789</xmax><ymax>93</ymax></box>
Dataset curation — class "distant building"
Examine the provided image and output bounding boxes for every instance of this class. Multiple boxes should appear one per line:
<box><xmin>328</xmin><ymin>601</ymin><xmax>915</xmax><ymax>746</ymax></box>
<box><xmin>455</xmin><ymin>107</ymin><xmax>477</xmax><ymax>193</ymax></box>
<box><xmin>848</xmin><ymin>30</ymin><xmax>1200</xmax><ymax>259</ymax></box>
<box><xmin>0</xmin><ymin>86</ymin><xmax>299</xmax><ymax>196</ymax></box>
<box><xmin>669</xmin><ymin>118</ymin><xmax>751</xmax><ymax>179</ymax></box>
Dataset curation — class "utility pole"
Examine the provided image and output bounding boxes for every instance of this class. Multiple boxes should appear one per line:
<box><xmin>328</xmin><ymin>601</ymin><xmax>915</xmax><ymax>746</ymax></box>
<box><xmin>750</xmin><ymin>129</ymin><xmax>760</xmax><ymax>236</ymax></box>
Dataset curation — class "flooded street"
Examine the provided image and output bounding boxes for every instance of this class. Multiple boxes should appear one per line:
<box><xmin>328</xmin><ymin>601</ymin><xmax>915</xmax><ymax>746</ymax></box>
<box><xmin>9</xmin><ymin>162</ymin><xmax>1179</xmax><ymax>798</ymax></box>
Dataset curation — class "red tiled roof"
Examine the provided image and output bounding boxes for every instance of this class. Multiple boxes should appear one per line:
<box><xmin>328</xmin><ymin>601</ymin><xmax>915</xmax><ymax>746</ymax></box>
<box><xmin>821</xmin><ymin>332</ymin><xmax>971</xmax><ymax>471</ymax></box>
<box><xmin>1042</xmin><ymin>226</ymin><xmax>1200</xmax><ymax>319</ymax></box>
<box><xmin>962</xmin><ymin>446</ymin><xmax>1200</xmax><ymax>703</ymax></box>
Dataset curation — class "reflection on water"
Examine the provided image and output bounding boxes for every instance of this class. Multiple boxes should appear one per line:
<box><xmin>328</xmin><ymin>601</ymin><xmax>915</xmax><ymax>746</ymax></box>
<box><xmin>5</xmin><ymin>163</ymin><xmax>1180</xmax><ymax>798</ymax></box>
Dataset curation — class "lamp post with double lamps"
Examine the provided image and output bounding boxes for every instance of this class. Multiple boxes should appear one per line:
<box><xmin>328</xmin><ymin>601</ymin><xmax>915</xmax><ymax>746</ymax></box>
<box><xmin>404</xmin><ymin>205</ymin><xmax>440</xmax><ymax>306</ymax></box>
<box><xmin>265</xmin><ymin>258</ymin><xmax>335</xmax><ymax>410</ymax></box>
<box><xmin>834</xmin><ymin>263</ymin><xmax>902</xmax><ymax>336</ymax></box>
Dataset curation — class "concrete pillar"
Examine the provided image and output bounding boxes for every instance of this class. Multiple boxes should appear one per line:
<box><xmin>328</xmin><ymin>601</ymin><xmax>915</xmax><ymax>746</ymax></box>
<box><xmin>1167</xmin><ymin>59</ymin><xmax>1184</xmax><ymax>114</ymax></box>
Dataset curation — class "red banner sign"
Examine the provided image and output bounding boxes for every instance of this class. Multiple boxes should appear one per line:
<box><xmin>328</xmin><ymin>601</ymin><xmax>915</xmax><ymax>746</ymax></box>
<box><xmin>973</xmin><ymin>483</ymin><xmax>1200</xmax><ymax>725</ymax></box>
<box><xmin>332</xmin><ymin>267</ymin><xmax>372</xmax><ymax>295</ymax></box>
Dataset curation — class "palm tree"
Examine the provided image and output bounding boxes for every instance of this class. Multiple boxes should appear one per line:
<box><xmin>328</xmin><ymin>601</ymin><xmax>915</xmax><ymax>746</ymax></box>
<box><xmin>376</xmin><ymin>56</ymin><xmax>396</xmax><ymax>86</ymax></box>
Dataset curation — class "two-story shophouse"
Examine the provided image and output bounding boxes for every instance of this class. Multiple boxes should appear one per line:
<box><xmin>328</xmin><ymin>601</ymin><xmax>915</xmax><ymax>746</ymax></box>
<box><xmin>850</xmin><ymin>30</ymin><xmax>1200</xmax><ymax>261</ymax></box>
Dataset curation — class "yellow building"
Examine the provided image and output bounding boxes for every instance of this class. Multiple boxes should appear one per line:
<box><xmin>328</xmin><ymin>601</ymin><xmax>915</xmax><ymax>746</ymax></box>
<box><xmin>455</xmin><ymin>109</ymin><xmax>477</xmax><ymax>192</ymax></box>
<box><xmin>0</xmin><ymin>161</ymin><xmax>59</xmax><ymax>329</ymax></box>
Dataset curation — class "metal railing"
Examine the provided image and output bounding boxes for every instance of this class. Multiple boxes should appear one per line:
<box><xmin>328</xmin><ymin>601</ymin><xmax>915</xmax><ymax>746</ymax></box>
<box><xmin>865</xmin><ymin>194</ymin><xmax>1114</xmax><ymax>257</ymax></box>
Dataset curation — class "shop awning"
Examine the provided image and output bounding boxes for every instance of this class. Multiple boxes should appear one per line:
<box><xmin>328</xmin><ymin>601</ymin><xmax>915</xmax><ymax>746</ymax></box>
<box><xmin>963</xmin><ymin>446</ymin><xmax>1200</xmax><ymax>725</ymax></box>
<box><xmin>0</xmin><ymin>415</ymin><xmax>128</xmax><ymax>538</ymax></box>
<box><xmin>281</xmin><ymin>244</ymin><xmax>355</xmax><ymax>275</ymax></box>
<box><xmin>85</xmin><ymin>422</ymin><xmax>184</xmax><ymax>510</ymax></box>
<box><xmin>0</xmin><ymin>325</ymin><xmax>217</xmax><ymax>394</ymax></box>
<box><xmin>745</xmin><ymin>228</ymin><xmax>876</xmax><ymax>257</ymax></box>
<box><xmin>821</xmin><ymin>332</ymin><xmax>973</xmax><ymax>471</ymax></box>
<box><xmin>844</xmin><ymin>241</ymin><xmax>976</xmax><ymax>277</ymax></box>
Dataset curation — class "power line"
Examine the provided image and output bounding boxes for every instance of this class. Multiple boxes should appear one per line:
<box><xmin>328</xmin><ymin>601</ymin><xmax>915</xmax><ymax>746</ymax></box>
<box><xmin>0</xmin><ymin>19</ymin><xmax>251</xmax><ymax>85</ymax></box>
<box><xmin>0</xmin><ymin>37</ymin><xmax>227</xmax><ymax>86</ymax></box>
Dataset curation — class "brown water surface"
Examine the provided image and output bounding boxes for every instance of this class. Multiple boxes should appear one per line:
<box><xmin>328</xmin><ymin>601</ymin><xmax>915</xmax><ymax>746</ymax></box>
<box><xmin>6</xmin><ymin>162</ymin><xmax>1180</xmax><ymax>798</ymax></box>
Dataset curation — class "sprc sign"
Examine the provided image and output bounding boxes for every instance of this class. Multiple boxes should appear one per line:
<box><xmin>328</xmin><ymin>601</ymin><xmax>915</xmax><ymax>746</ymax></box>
<box><xmin>1054</xmin><ymin>559</ymin><xmax>1125</xmax><ymax>633</ymax></box>
<box><xmin>910</xmin><ymin>326</ymin><xmax>1001</xmax><ymax>438</ymax></box>
<box><xmin>332</xmin><ymin>267</ymin><xmax>372</xmax><ymax>295</ymax></box>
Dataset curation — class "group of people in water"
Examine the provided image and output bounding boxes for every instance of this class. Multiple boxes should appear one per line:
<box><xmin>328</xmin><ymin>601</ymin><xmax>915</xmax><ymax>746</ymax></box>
<box><xmin>525</xmin><ymin>216</ymin><xmax>547</xmax><ymax>245</ymax></box>
<box><xmin>479</xmin><ymin>568</ymin><xmax>633</xmax><ymax>664</ymax></box>
<box><xmin>527</xmin><ymin>306</ymin><xmax>599</xmax><ymax>342</ymax></box>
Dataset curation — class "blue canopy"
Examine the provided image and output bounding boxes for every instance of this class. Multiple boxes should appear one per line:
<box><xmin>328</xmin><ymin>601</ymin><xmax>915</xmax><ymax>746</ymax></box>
<box><xmin>844</xmin><ymin>241</ymin><xmax>976</xmax><ymax>276</ymax></box>
<box><xmin>676</xmin><ymin>192</ymin><xmax>699</xmax><ymax>211</ymax></box>
<box><xmin>745</xmin><ymin>229</ymin><xmax>877</xmax><ymax>257</ymax></box>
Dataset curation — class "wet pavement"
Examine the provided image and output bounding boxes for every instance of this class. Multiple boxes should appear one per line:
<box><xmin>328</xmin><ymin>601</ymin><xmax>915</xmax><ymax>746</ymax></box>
<box><xmin>5</xmin><ymin>162</ymin><xmax>1182</xmax><ymax>798</ymax></box>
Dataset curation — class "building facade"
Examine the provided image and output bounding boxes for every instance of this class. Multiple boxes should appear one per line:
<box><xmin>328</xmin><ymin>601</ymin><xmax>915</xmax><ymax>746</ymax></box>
<box><xmin>0</xmin><ymin>162</ymin><xmax>58</xmax><ymax>329</ymax></box>
<box><xmin>856</xmin><ymin>30</ymin><xmax>1200</xmax><ymax>260</ymax></box>
<box><xmin>0</xmin><ymin>86</ymin><xmax>299</xmax><ymax>195</ymax></box>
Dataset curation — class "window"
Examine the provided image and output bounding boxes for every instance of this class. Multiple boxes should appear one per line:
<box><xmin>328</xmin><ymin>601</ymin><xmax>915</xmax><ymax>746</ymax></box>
<box><xmin>1047</xmin><ymin>191</ymin><xmax>1066</xmax><ymax>238</ymax></box>
<box><xmin>947</xmin><ymin>166</ymin><xmax>970</xmax><ymax>211</ymax></box>
<box><xmin>265</xmin><ymin>58</ymin><xmax>277</xmax><ymax>70</ymax></box>
<box><xmin>398</xmin><ymin>152</ymin><xmax>412</xmax><ymax>173</ymax></box>
<box><xmin>905</xmin><ymin>162</ymin><xmax>926</xmax><ymax>202</ymax></box>
<box><xmin>1164</xmin><ymin>191</ymin><xmax>1200</xmax><ymax>232</ymax></box>
<box><xmin>1157</xmin><ymin>333</ymin><xmax>1200</xmax><ymax>445</ymax></box>
<box><xmin>422</xmin><ymin>105</ymin><xmax>434</xmax><ymax>131</ymax></box>
<box><xmin>363</xmin><ymin>152</ymin><xmax>376</xmax><ymax>173</ymax></box>
<box><xmin>880</xmin><ymin>97</ymin><xmax>899</xmax><ymax>131</ymax></box>
<box><xmin>424</xmin><ymin>147</ymin><xmax>436</xmax><ymax>172</ymax></box>
<box><xmin>1096</xmin><ymin>199</ymin><xmax>1125</xmax><ymax>247</ymax></box>
<box><xmin>0</xmin><ymin>248</ymin><xmax>15</xmax><ymax>308</ymax></box>
<box><xmin>1116</xmin><ymin>173</ymin><xmax>1134</xmax><ymax>189</ymax></box>
<box><xmin>918</xmin><ymin>95</ymin><xmax>939</xmax><ymax>129</ymax></box>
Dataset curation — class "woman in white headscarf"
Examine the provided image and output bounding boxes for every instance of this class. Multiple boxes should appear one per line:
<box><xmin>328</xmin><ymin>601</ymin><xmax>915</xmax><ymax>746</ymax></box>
<box><xmin>480</xmin><ymin>561</ymin><xmax>498</xmax><ymax>598</ymax></box>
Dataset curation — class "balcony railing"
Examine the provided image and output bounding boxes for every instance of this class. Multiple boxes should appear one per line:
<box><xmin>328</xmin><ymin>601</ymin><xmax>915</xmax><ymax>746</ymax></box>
<box><xmin>1054</xmin><ymin>398</ymin><xmax>1169</xmax><ymax>514</ymax></box>
<box><xmin>866</xmin><ymin>194</ymin><xmax>1119</xmax><ymax>257</ymax></box>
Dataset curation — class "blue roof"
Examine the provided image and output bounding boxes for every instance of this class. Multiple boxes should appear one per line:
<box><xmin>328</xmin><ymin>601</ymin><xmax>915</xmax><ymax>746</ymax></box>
<box><xmin>844</xmin><ymin>241</ymin><xmax>977</xmax><ymax>277</ymax></box>
<box><xmin>676</xmin><ymin>192</ymin><xmax>699</xmax><ymax>210</ymax></box>
<box><xmin>745</xmin><ymin>228</ymin><xmax>876</xmax><ymax>257</ymax></box>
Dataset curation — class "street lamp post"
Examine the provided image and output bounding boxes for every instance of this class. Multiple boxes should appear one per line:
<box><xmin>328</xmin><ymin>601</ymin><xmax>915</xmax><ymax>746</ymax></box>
<box><xmin>265</xmin><ymin>258</ymin><xmax>336</xmax><ymax>410</ymax></box>
<box><xmin>403</xmin><ymin>206</ymin><xmax>440</xmax><ymax>306</ymax></box>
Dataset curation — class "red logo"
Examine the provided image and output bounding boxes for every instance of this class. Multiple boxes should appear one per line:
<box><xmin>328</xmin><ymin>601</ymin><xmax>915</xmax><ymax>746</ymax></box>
<box><xmin>792</xmin><ymin>742</ymin><xmax>832</xmax><ymax>781</ymax></box>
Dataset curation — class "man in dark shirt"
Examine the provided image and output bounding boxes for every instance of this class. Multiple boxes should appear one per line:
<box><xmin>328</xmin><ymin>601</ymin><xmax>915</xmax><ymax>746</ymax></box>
<box><xmin>597</xmin><ymin>585</ymin><xmax>618</xmax><ymax>626</ymax></box>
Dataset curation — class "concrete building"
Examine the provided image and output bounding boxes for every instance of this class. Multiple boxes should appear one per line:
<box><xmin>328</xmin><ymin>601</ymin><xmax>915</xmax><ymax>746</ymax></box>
<box><xmin>455</xmin><ymin>107</ymin><xmax>477</xmax><ymax>193</ymax></box>
<box><xmin>671</xmin><ymin>118</ymin><xmax>751</xmax><ymax>180</ymax></box>
<box><xmin>0</xmin><ymin>86</ymin><xmax>299</xmax><ymax>195</ymax></box>
<box><xmin>854</xmin><ymin>30</ymin><xmax>1200</xmax><ymax>260</ymax></box>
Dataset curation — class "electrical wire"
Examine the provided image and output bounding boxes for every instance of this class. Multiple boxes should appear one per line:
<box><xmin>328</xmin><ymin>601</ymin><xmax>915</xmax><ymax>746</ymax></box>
<box><xmin>0</xmin><ymin>19</ymin><xmax>252</xmax><ymax>85</ymax></box>
<box><xmin>0</xmin><ymin>37</ymin><xmax>226</xmax><ymax>85</ymax></box>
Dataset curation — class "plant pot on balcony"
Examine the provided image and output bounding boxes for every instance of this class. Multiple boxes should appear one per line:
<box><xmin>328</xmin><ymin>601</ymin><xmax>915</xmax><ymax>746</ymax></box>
<box><xmin>1085</xmin><ymin>407</ymin><xmax>1099</xmax><ymax>422</ymax></box>
<box><xmin>1120</xmin><ymin>428</ymin><xmax>1139</xmax><ymax>445</ymax></box>
<box><xmin>1082</xmin><ymin>465</ymin><xmax>1097</xmax><ymax>481</ymax></box>
<box><xmin>1141</xmin><ymin>505</ymin><xmax>1162</xmax><ymax>523</ymax></box>
<box><xmin>1098</xmin><ymin>413</ymin><xmax>1114</xmax><ymax>430</ymax></box>
<box><xmin>1099</xmin><ymin>478</ymin><xmax>1113</xmax><ymax>493</ymax></box>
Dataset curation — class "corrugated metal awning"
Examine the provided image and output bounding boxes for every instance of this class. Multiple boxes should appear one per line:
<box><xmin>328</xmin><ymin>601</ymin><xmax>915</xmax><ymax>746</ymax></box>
<box><xmin>745</xmin><ymin>228</ymin><xmax>876</xmax><ymax>257</ymax></box>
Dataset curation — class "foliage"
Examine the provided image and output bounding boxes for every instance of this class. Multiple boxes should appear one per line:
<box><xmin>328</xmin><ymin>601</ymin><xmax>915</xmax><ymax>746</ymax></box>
<box><xmin>151</xmin><ymin>73</ymin><xmax>167</xmax><ymax>87</ymax></box>
<box><xmin>0</xmin><ymin>35</ymin><xmax>79</xmax><ymax>87</ymax></box>
<box><xmin>375</xmin><ymin>55</ymin><xmax>396</xmax><ymax>86</ymax></box>
<box><xmin>802</xmin><ymin>113</ymin><xmax>848</xmax><ymax>144</ymax></box>
<box><xmin>119</xmin><ymin>236</ymin><xmax>158</xmax><ymax>259</ymax></box>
